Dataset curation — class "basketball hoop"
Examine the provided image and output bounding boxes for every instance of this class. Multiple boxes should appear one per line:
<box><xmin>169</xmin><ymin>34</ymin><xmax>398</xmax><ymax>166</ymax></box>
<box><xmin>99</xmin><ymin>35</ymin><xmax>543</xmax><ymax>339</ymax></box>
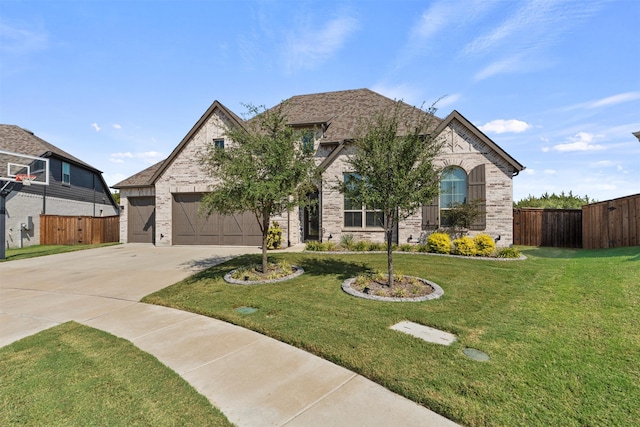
<box><xmin>15</xmin><ymin>174</ymin><xmax>36</xmax><ymax>186</ymax></box>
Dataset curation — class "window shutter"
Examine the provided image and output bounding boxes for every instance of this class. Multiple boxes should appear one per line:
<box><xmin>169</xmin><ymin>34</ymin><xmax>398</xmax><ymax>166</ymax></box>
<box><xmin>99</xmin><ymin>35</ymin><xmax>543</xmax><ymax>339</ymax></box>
<box><xmin>422</xmin><ymin>197</ymin><xmax>439</xmax><ymax>230</ymax></box>
<box><xmin>468</xmin><ymin>164</ymin><xmax>486</xmax><ymax>230</ymax></box>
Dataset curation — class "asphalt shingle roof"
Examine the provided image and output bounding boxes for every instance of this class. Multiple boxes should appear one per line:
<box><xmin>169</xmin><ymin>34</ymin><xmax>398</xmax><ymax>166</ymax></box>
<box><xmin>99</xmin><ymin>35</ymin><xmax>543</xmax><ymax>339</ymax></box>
<box><xmin>0</xmin><ymin>124</ymin><xmax>98</xmax><ymax>171</ymax></box>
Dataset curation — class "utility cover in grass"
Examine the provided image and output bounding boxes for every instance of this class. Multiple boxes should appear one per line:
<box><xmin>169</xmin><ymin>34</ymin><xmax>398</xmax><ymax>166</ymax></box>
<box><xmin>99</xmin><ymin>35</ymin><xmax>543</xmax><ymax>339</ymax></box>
<box><xmin>463</xmin><ymin>347</ymin><xmax>490</xmax><ymax>361</ymax></box>
<box><xmin>390</xmin><ymin>321</ymin><xmax>457</xmax><ymax>345</ymax></box>
<box><xmin>235</xmin><ymin>306</ymin><xmax>258</xmax><ymax>314</ymax></box>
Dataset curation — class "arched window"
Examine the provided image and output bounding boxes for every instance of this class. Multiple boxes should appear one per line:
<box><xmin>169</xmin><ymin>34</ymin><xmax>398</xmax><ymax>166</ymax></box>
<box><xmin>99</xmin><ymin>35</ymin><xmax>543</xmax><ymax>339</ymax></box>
<box><xmin>440</xmin><ymin>167</ymin><xmax>466</xmax><ymax>226</ymax></box>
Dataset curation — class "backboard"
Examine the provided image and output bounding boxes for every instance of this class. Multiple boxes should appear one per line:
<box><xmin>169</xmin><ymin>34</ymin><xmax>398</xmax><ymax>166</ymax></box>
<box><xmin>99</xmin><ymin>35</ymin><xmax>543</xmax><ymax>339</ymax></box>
<box><xmin>0</xmin><ymin>149</ymin><xmax>50</xmax><ymax>186</ymax></box>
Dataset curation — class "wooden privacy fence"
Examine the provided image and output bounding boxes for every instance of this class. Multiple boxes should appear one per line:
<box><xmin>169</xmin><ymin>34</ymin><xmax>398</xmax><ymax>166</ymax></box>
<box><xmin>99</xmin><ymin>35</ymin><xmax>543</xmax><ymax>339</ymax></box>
<box><xmin>40</xmin><ymin>215</ymin><xmax>120</xmax><ymax>245</ymax></box>
<box><xmin>582</xmin><ymin>194</ymin><xmax>640</xmax><ymax>249</ymax></box>
<box><xmin>513</xmin><ymin>208</ymin><xmax>583</xmax><ymax>248</ymax></box>
<box><xmin>513</xmin><ymin>194</ymin><xmax>640</xmax><ymax>249</ymax></box>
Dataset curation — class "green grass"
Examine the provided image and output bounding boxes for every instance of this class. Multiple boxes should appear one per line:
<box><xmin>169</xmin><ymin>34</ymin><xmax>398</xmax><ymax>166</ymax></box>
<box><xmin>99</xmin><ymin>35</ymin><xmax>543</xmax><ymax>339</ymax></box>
<box><xmin>143</xmin><ymin>246</ymin><xmax>640</xmax><ymax>426</ymax></box>
<box><xmin>1</xmin><ymin>243</ymin><xmax>120</xmax><ymax>262</ymax></box>
<box><xmin>0</xmin><ymin>322</ymin><xmax>233</xmax><ymax>427</ymax></box>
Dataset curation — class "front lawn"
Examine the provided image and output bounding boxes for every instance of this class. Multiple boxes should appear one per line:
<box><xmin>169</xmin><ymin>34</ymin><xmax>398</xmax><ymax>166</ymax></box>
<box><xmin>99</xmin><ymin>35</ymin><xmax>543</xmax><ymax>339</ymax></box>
<box><xmin>143</xmin><ymin>247</ymin><xmax>640</xmax><ymax>426</ymax></box>
<box><xmin>0</xmin><ymin>322</ymin><xmax>233</xmax><ymax>426</ymax></box>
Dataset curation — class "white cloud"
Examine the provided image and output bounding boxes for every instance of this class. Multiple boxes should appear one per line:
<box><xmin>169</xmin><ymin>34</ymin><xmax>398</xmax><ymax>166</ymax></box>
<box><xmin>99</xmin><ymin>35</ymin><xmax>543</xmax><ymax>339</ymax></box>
<box><xmin>589</xmin><ymin>91</ymin><xmax>640</xmax><ymax>108</ymax></box>
<box><xmin>0</xmin><ymin>22</ymin><xmax>48</xmax><ymax>54</ymax></box>
<box><xmin>113</xmin><ymin>124</ymin><xmax>122</xmax><ymax>129</ymax></box>
<box><xmin>524</xmin><ymin>168</ymin><xmax>536</xmax><ymax>175</ymax></box>
<box><xmin>91</xmin><ymin>123</ymin><xmax>101</xmax><ymax>132</ymax></box>
<box><xmin>544</xmin><ymin>169</ymin><xmax>556</xmax><ymax>175</ymax></box>
<box><xmin>552</xmin><ymin>132</ymin><xmax>605</xmax><ymax>152</ymax></box>
<box><xmin>591</xmin><ymin>160</ymin><xmax>614</xmax><ymax>167</ymax></box>
<box><xmin>473</xmin><ymin>55</ymin><xmax>527</xmax><ymax>80</ymax></box>
<box><xmin>541</xmin><ymin>147</ymin><xmax>550</xmax><ymax>152</ymax></box>
<box><xmin>285</xmin><ymin>15</ymin><xmax>358</xmax><ymax>71</ymax></box>
<box><xmin>412</xmin><ymin>2</ymin><xmax>454</xmax><ymax>40</ymax></box>
<box><xmin>479</xmin><ymin>119</ymin><xmax>531</xmax><ymax>134</ymax></box>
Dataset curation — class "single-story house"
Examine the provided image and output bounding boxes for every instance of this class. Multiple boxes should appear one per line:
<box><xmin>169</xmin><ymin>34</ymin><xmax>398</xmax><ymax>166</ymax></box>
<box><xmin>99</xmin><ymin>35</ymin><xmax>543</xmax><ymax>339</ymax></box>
<box><xmin>114</xmin><ymin>89</ymin><xmax>524</xmax><ymax>247</ymax></box>
<box><xmin>0</xmin><ymin>125</ymin><xmax>119</xmax><ymax>248</ymax></box>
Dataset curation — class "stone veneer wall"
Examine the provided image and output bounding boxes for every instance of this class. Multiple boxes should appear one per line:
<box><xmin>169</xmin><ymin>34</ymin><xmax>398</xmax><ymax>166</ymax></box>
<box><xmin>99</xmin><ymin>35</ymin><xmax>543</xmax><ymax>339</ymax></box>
<box><xmin>153</xmin><ymin>108</ymin><xmax>300</xmax><ymax>246</ymax></box>
<box><xmin>319</xmin><ymin>119</ymin><xmax>516</xmax><ymax>247</ymax></box>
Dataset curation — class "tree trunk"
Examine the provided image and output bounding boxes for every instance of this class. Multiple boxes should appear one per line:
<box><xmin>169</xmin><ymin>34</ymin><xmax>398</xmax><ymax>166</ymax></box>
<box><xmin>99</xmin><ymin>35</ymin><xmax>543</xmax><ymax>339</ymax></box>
<box><xmin>261</xmin><ymin>209</ymin><xmax>270</xmax><ymax>273</ymax></box>
<box><xmin>386</xmin><ymin>225</ymin><xmax>394</xmax><ymax>288</ymax></box>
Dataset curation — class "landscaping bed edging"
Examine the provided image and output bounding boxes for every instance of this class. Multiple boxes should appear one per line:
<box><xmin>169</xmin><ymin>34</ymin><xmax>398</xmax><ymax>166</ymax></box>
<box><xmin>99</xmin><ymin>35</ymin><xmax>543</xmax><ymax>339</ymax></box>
<box><xmin>341</xmin><ymin>276</ymin><xmax>444</xmax><ymax>302</ymax></box>
<box><xmin>224</xmin><ymin>266</ymin><xmax>304</xmax><ymax>285</ymax></box>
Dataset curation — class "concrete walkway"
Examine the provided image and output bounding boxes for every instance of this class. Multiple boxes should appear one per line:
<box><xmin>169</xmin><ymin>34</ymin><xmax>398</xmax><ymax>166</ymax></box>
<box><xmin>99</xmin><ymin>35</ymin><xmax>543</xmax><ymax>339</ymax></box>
<box><xmin>0</xmin><ymin>244</ymin><xmax>457</xmax><ymax>426</ymax></box>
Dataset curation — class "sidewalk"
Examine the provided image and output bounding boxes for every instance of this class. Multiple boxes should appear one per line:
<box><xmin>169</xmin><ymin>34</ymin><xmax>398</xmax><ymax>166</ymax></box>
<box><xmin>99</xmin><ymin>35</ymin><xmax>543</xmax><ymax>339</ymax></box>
<box><xmin>0</xmin><ymin>244</ymin><xmax>458</xmax><ymax>426</ymax></box>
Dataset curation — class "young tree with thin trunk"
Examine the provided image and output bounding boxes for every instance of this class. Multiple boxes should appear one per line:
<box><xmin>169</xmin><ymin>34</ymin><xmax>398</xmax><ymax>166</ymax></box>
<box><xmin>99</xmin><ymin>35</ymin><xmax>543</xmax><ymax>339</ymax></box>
<box><xmin>339</xmin><ymin>101</ymin><xmax>444</xmax><ymax>287</ymax></box>
<box><xmin>200</xmin><ymin>103</ymin><xmax>317</xmax><ymax>273</ymax></box>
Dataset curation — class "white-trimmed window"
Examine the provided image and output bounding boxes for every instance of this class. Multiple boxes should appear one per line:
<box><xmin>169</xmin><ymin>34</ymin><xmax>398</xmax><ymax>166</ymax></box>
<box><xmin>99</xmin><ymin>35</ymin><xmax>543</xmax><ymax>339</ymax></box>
<box><xmin>213</xmin><ymin>138</ymin><xmax>225</xmax><ymax>149</ymax></box>
<box><xmin>343</xmin><ymin>173</ymin><xmax>384</xmax><ymax>228</ymax></box>
<box><xmin>439</xmin><ymin>167</ymin><xmax>466</xmax><ymax>226</ymax></box>
<box><xmin>62</xmin><ymin>162</ymin><xmax>71</xmax><ymax>186</ymax></box>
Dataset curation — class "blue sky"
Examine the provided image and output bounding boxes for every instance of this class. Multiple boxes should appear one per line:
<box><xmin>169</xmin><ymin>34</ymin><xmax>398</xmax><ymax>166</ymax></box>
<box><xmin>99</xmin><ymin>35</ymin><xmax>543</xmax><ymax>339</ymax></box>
<box><xmin>1</xmin><ymin>0</ymin><xmax>639</xmax><ymax>202</ymax></box>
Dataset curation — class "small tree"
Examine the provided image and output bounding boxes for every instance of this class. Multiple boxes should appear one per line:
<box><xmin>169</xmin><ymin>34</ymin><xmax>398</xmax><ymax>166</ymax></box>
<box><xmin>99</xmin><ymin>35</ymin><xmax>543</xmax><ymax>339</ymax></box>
<box><xmin>444</xmin><ymin>199</ymin><xmax>484</xmax><ymax>238</ymax></box>
<box><xmin>338</xmin><ymin>101</ymin><xmax>444</xmax><ymax>287</ymax></box>
<box><xmin>200</xmin><ymin>103</ymin><xmax>317</xmax><ymax>273</ymax></box>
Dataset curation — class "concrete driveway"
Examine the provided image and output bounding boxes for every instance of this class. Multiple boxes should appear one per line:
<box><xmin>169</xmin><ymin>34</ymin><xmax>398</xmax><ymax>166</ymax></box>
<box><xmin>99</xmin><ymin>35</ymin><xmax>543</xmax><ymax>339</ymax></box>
<box><xmin>0</xmin><ymin>244</ymin><xmax>457</xmax><ymax>427</ymax></box>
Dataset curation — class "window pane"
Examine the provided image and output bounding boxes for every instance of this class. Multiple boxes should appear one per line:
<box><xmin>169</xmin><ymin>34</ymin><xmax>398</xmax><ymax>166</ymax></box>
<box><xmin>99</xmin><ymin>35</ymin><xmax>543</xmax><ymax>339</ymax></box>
<box><xmin>366</xmin><ymin>211</ymin><xmax>384</xmax><ymax>228</ymax></box>
<box><xmin>344</xmin><ymin>196</ymin><xmax>361</xmax><ymax>211</ymax></box>
<box><xmin>213</xmin><ymin>139</ymin><xmax>224</xmax><ymax>149</ymax></box>
<box><xmin>344</xmin><ymin>212</ymin><xmax>362</xmax><ymax>227</ymax></box>
<box><xmin>440</xmin><ymin>167</ymin><xmax>467</xmax><ymax>208</ymax></box>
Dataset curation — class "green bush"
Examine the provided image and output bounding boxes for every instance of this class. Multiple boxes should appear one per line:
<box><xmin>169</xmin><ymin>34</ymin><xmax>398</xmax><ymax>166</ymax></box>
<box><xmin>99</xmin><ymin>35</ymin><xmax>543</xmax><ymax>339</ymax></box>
<box><xmin>453</xmin><ymin>236</ymin><xmax>476</xmax><ymax>256</ymax></box>
<box><xmin>353</xmin><ymin>240</ymin><xmax>371</xmax><ymax>252</ymax></box>
<box><xmin>266</xmin><ymin>221</ymin><xmax>283</xmax><ymax>249</ymax></box>
<box><xmin>324</xmin><ymin>241</ymin><xmax>337</xmax><ymax>252</ymax></box>
<box><xmin>474</xmin><ymin>234</ymin><xmax>496</xmax><ymax>257</ymax></box>
<box><xmin>305</xmin><ymin>241</ymin><xmax>325</xmax><ymax>251</ymax></box>
<box><xmin>398</xmin><ymin>243</ymin><xmax>414</xmax><ymax>252</ymax></box>
<box><xmin>416</xmin><ymin>244</ymin><xmax>430</xmax><ymax>253</ymax></box>
<box><xmin>496</xmin><ymin>247</ymin><xmax>522</xmax><ymax>258</ymax></box>
<box><xmin>368</xmin><ymin>242</ymin><xmax>386</xmax><ymax>251</ymax></box>
<box><xmin>340</xmin><ymin>234</ymin><xmax>356</xmax><ymax>250</ymax></box>
<box><xmin>427</xmin><ymin>232</ymin><xmax>452</xmax><ymax>254</ymax></box>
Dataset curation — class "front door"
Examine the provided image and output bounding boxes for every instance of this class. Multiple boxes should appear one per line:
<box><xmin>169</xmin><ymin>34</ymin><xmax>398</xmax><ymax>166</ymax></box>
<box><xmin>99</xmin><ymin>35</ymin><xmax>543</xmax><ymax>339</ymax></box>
<box><xmin>303</xmin><ymin>189</ymin><xmax>320</xmax><ymax>241</ymax></box>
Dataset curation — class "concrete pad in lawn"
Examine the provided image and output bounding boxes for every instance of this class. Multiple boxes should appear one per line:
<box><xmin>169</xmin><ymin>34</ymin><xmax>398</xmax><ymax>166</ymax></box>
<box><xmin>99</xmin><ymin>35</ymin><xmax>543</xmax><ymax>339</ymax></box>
<box><xmin>391</xmin><ymin>321</ymin><xmax>457</xmax><ymax>346</ymax></box>
<box><xmin>131</xmin><ymin>315</ymin><xmax>267</xmax><ymax>375</ymax></box>
<box><xmin>182</xmin><ymin>337</ymin><xmax>357</xmax><ymax>427</ymax></box>
<box><xmin>0</xmin><ymin>313</ymin><xmax>58</xmax><ymax>347</ymax></box>
<box><xmin>81</xmin><ymin>303</ymin><xmax>197</xmax><ymax>341</ymax></box>
<box><xmin>285</xmin><ymin>375</ymin><xmax>459</xmax><ymax>427</ymax></box>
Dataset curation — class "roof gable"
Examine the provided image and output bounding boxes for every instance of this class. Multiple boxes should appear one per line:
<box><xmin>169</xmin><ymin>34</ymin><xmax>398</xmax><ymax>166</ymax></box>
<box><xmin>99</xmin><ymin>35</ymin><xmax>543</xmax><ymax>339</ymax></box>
<box><xmin>434</xmin><ymin>110</ymin><xmax>525</xmax><ymax>172</ymax></box>
<box><xmin>148</xmin><ymin>100</ymin><xmax>244</xmax><ymax>183</ymax></box>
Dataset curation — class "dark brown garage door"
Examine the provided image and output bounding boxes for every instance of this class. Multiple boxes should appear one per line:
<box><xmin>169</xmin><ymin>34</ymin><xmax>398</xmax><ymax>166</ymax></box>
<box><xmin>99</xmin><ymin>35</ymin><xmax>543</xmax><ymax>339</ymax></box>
<box><xmin>172</xmin><ymin>193</ymin><xmax>262</xmax><ymax>246</ymax></box>
<box><xmin>128</xmin><ymin>196</ymin><xmax>155</xmax><ymax>243</ymax></box>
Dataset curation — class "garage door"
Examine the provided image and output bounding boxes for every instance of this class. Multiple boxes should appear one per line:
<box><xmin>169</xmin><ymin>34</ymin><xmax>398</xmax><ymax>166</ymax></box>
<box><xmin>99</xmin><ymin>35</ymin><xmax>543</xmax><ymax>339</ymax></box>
<box><xmin>128</xmin><ymin>196</ymin><xmax>155</xmax><ymax>243</ymax></box>
<box><xmin>172</xmin><ymin>193</ymin><xmax>262</xmax><ymax>246</ymax></box>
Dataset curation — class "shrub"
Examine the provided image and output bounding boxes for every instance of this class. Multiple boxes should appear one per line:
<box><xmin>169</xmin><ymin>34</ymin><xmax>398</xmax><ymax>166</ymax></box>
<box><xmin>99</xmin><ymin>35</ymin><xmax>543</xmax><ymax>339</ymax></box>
<box><xmin>353</xmin><ymin>240</ymin><xmax>371</xmax><ymax>252</ymax></box>
<box><xmin>305</xmin><ymin>241</ymin><xmax>325</xmax><ymax>251</ymax></box>
<box><xmin>453</xmin><ymin>236</ymin><xmax>476</xmax><ymax>256</ymax></box>
<box><xmin>427</xmin><ymin>232</ymin><xmax>452</xmax><ymax>254</ymax></box>
<box><xmin>368</xmin><ymin>242</ymin><xmax>386</xmax><ymax>251</ymax></box>
<box><xmin>398</xmin><ymin>243</ymin><xmax>414</xmax><ymax>252</ymax></box>
<box><xmin>340</xmin><ymin>233</ymin><xmax>356</xmax><ymax>250</ymax></box>
<box><xmin>324</xmin><ymin>241</ymin><xmax>337</xmax><ymax>252</ymax></box>
<box><xmin>416</xmin><ymin>244</ymin><xmax>430</xmax><ymax>253</ymax></box>
<box><xmin>266</xmin><ymin>221</ymin><xmax>283</xmax><ymax>249</ymax></box>
<box><xmin>474</xmin><ymin>234</ymin><xmax>496</xmax><ymax>257</ymax></box>
<box><xmin>497</xmin><ymin>247</ymin><xmax>522</xmax><ymax>258</ymax></box>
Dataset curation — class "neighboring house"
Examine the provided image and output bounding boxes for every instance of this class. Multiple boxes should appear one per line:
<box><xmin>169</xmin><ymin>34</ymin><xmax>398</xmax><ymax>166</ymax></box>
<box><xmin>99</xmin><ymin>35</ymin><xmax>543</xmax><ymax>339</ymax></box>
<box><xmin>114</xmin><ymin>89</ymin><xmax>525</xmax><ymax>247</ymax></box>
<box><xmin>0</xmin><ymin>125</ymin><xmax>119</xmax><ymax>248</ymax></box>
